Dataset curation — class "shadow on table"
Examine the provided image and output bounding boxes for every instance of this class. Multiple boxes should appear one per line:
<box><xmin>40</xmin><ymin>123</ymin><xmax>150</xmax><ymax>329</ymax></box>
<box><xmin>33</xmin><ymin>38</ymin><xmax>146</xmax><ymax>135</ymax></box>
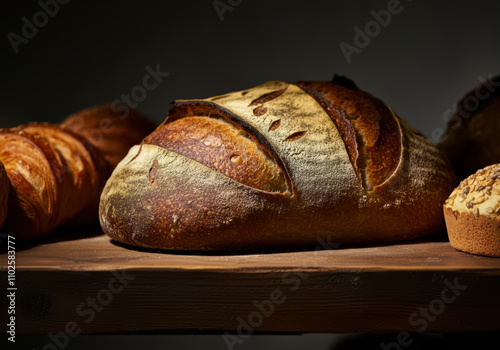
<box><xmin>108</xmin><ymin>231</ymin><xmax>449</xmax><ymax>257</ymax></box>
<box><xmin>0</xmin><ymin>224</ymin><xmax>104</xmax><ymax>253</ymax></box>
<box><xmin>1</xmin><ymin>225</ymin><xmax>451</xmax><ymax>257</ymax></box>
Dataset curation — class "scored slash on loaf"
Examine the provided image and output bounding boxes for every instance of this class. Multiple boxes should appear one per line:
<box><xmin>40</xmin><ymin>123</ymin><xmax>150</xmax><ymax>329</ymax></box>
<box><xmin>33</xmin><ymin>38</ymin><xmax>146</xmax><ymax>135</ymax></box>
<box><xmin>99</xmin><ymin>76</ymin><xmax>458</xmax><ymax>250</ymax></box>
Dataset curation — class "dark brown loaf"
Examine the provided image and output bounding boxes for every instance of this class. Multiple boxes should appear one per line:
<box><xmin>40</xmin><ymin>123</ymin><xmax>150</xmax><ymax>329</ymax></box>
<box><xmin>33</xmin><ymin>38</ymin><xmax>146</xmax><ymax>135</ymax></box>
<box><xmin>100</xmin><ymin>77</ymin><xmax>458</xmax><ymax>250</ymax></box>
<box><xmin>438</xmin><ymin>75</ymin><xmax>500</xmax><ymax>179</ymax></box>
<box><xmin>0</xmin><ymin>105</ymin><xmax>156</xmax><ymax>239</ymax></box>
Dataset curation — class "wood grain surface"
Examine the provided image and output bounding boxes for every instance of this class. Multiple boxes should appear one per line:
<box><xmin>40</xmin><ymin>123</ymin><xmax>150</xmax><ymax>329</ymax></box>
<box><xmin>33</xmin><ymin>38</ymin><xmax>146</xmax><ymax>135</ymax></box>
<box><xmin>3</xmin><ymin>228</ymin><xmax>500</xmax><ymax>335</ymax></box>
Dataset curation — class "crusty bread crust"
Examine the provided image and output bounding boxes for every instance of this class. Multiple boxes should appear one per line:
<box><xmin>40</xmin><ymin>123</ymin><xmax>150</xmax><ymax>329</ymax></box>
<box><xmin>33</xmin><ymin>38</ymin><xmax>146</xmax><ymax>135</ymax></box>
<box><xmin>62</xmin><ymin>104</ymin><xmax>157</xmax><ymax>173</ymax></box>
<box><xmin>0</xmin><ymin>124</ymin><xmax>102</xmax><ymax>237</ymax></box>
<box><xmin>0</xmin><ymin>105</ymin><xmax>157</xmax><ymax>239</ymax></box>
<box><xmin>100</xmin><ymin>79</ymin><xmax>457</xmax><ymax>250</ymax></box>
<box><xmin>142</xmin><ymin>116</ymin><xmax>288</xmax><ymax>193</ymax></box>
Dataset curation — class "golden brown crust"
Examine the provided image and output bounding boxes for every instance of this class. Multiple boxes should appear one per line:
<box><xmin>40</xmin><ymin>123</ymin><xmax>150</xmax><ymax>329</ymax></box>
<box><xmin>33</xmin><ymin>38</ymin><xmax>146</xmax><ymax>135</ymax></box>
<box><xmin>365</xmin><ymin>115</ymin><xmax>457</xmax><ymax>241</ymax></box>
<box><xmin>101</xmin><ymin>144</ymin><xmax>363</xmax><ymax>250</ymax></box>
<box><xmin>100</xmin><ymin>80</ymin><xmax>457</xmax><ymax>250</ymax></box>
<box><xmin>61</xmin><ymin>104</ymin><xmax>157</xmax><ymax>226</ymax></box>
<box><xmin>61</xmin><ymin>104</ymin><xmax>157</xmax><ymax>173</ymax></box>
<box><xmin>294</xmin><ymin>80</ymin><xmax>360</xmax><ymax>182</ymax></box>
<box><xmin>0</xmin><ymin>161</ymin><xmax>8</xmax><ymax>228</ymax></box>
<box><xmin>142</xmin><ymin>116</ymin><xmax>288</xmax><ymax>193</ymax></box>
<box><xmin>0</xmin><ymin>124</ymin><xmax>101</xmax><ymax>238</ymax></box>
<box><xmin>297</xmin><ymin>78</ymin><xmax>401</xmax><ymax>190</ymax></box>
<box><xmin>0</xmin><ymin>105</ymin><xmax>157</xmax><ymax>239</ymax></box>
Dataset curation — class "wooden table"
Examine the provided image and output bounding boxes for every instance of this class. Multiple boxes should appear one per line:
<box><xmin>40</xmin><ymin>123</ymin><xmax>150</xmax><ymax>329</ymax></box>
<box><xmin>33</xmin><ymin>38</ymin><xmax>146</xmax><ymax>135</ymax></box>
<box><xmin>3</xmin><ymin>228</ymin><xmax>500</xmax><ymax>335</ymax></box>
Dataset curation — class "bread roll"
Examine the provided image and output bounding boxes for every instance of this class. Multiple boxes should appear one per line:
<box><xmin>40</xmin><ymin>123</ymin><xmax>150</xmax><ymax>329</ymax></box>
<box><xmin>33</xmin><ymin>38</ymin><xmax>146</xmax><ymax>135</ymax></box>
<box><xmin>438</xmin><ymin>75</ymin><xmax>500</xmax><ymax>179</ymax></box>
<box><xmin>0</xmin><ymin>105</ymin><xmax>156</xmax><ymax>239</ymax></box>
<box><xmin>100</xmin><ymin>77</ymin><xmax>457</xmax><ymax>250</ymax></box>
<box><xmin>61</xmin><ymin>105</ymin><xmax>157</xmax><ymax>172</ymax></box>
<box><xmin>444</xmin><ymin>163</ymin><xmax>500</xmax><ymax>257</ymax></box>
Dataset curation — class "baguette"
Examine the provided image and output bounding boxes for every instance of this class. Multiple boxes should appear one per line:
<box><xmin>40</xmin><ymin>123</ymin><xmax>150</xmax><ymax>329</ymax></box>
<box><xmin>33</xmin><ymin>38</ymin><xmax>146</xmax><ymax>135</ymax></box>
<box><xmin>0</xmin><ymin>105</ymin><xmax>156</xmax><ymax>239</ymax></box>
<box><xmin>100</xmin><ymin>77</ymin><xmax>458</xmax><ymax>250</ymax></box>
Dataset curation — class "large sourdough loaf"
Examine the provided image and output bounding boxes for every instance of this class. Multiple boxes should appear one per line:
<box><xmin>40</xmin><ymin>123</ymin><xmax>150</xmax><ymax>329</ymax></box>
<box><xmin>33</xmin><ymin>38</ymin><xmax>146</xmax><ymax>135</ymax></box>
<box><xmin>100</xmin><ymin>77</ymin><xmax>457</xmax><ymax>250</ymax></box>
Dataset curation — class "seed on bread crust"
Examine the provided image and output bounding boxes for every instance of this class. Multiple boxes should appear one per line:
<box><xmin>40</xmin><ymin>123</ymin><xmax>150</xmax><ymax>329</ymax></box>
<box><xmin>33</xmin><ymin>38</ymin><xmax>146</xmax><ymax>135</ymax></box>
<box><xmin>444</xmin><ymin>163</ymin><xmax>500</xmax><ymax>218</ymax></box>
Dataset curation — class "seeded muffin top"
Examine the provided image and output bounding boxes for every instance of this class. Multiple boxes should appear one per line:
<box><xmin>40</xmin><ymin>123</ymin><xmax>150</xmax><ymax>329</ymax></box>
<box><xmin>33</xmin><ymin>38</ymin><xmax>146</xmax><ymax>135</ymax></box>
<box><xmin>444</xmin><ymin>163</ymin><xmax>500</xmax><ymax>218</ymax></box>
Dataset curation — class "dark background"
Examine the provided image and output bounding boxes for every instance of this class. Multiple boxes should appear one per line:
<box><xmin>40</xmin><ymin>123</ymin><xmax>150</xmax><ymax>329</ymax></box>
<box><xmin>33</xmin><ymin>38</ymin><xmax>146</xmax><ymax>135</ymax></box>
<box><xmin>2</xmin><ymin>0</ymin><xmax>499</xmax><ymax>349</ymax></box>
<box><xmin>2</xmin><ymin>0</ymin><xmax>500</xmax><ymax>142</ymax></box>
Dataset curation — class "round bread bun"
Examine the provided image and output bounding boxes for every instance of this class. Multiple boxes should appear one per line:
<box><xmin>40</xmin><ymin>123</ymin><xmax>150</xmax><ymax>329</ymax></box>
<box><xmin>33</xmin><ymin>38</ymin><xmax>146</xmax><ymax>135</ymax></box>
<box><xmin>444</xmin><ymin>163</ymin><xmax>500</xmax><ymax>257</ymax></box>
